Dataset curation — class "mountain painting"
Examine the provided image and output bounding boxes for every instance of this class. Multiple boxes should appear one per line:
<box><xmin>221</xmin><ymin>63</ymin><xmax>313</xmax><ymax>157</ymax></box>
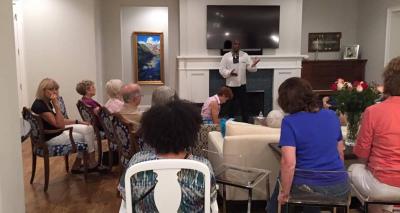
<box><xmin>133</xmin><ymin>32</ymin><xmax>164</xmax><ymax>84</ymax></box>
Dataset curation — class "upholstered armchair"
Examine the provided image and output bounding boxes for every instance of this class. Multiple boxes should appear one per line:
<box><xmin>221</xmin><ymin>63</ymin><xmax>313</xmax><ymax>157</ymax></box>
<box><xmin>208</xmin><ymin>121</ymin><xmax>281</xmax><ymax>201</ymax></box>
<box><xmin>22</xmin><ymin>107</ymin><xmax>89</xmax><ymax>191</ymax></box>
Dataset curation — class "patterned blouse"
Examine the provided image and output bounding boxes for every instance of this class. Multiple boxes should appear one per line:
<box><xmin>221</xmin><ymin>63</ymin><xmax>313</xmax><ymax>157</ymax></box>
<box><xmin>118</xmin><ymin>151</ymin><xmax>217</xmax><ymax>212</ymax></box>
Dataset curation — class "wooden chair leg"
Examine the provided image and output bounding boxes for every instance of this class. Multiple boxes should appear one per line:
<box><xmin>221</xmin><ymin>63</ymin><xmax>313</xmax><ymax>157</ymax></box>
<box><xmin>83</xmin><ymin>152</ymin><xmax>88</xmax><ymax>181</ymax></box>
<box><xmin>30</xmin><ymin>153</ymin><xmax>37</xmax><ymax>184</ymax></box>
<box><xmin>97</xmin><ymin>138</ymin><xmax>102</xmax><ymax>166</ymax></box>
<box><xmin>44</xmin><ymin>156</ymin><xmax>50</xmax><ymax>192</ymax></box>
<box><xmin>64</xmin><ymin>155</ymin><xmax>69</xmax><ymax>173</ymax></box>
<box><xmin>108</xmin><ymin>145</ymin><xmax>113</xmax><ymax>172</ymax></box>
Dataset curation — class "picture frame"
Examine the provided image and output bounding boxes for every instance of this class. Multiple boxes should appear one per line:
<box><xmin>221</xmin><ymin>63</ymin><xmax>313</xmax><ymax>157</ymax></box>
<box><xmin>343</xmin><ymin>45</ymin><xmax>360</xmax><ymax>60</ymax></box>
<box><xmin>308</xmin><ymin>32</ymin><xmax>341</xmax><ymax>52</ymax></box>
<box><xmin>133</xmin><ymin>32</ymin><xmax>164</xmax><ymax>85</ymax></box>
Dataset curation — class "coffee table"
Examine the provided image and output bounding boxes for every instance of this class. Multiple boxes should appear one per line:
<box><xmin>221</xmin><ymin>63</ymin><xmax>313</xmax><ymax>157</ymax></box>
<box><xmin>215</xmin><ymin>164</ymin><xmax>270</xmax><ymax>213</ymax></box>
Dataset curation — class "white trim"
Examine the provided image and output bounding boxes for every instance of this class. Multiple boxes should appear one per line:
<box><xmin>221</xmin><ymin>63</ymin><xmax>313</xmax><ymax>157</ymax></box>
<box><xmin>384</xmin><ymin>7</ymin><xmax>400</xmax><ymax>66</ymax></box>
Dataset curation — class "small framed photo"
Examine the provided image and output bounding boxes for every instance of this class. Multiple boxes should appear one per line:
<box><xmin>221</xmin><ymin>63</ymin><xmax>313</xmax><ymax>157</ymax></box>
<box><xmin>343</xmin><ymin>45</ymin><xmax>360</xmax><ymax>60</ymax></box>
<box><xmin>133</xmin><ymin>32</ymin><xmax>164</xmax><ymax>85</ymax></box>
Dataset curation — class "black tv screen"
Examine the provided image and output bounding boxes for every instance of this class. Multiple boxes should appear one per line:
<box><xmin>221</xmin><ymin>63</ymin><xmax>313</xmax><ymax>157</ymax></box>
<box><xmin>207</xmin><ymin>5</ymin><xmax>280</xmax><ymax>49</ymax></box>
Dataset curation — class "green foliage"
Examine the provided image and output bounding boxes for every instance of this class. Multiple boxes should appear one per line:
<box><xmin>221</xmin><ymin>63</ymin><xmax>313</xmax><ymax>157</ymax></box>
<box><xmin>333</xmin><ymin>86</ymin><xmax>380</xmax><ymax>114</ymax></box>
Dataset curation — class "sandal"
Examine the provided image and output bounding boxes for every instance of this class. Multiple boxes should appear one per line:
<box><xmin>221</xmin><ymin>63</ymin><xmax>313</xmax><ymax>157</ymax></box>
<box><xmin>71</xmin><ymin>166</ymin><xmax>84</xmax><ymax>174</ymax></box>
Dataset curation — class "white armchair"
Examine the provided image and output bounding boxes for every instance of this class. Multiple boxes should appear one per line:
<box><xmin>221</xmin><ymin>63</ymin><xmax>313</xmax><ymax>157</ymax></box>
<box><xmin>208</xmin><ymin>121</ymin><xmax>281</xmax><ymax>201</ymax></box>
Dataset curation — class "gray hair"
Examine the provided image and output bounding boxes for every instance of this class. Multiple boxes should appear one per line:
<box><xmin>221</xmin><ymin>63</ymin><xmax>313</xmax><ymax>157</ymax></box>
<box><xmin>151</xmin><ymin>86</ymin><xmax>178</xmax><ymax>106</ymax></box>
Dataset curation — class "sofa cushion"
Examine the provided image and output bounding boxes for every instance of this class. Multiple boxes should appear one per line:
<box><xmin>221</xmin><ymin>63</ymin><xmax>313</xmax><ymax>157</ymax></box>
<box><xmin>225</xmin><ymin>121</ymin><xmax>281</xmax><ymax>136</ymax></box>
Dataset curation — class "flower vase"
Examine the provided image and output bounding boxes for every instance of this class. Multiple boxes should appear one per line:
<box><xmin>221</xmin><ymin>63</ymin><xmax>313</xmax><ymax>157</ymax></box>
<box><xmin>345</xmin><ymin>112</ymin><xmax>361</xmax><ymax>146</ymax></box>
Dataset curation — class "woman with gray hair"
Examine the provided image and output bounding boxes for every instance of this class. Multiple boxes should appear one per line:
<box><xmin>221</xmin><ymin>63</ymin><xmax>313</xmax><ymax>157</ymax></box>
<box><xmin>151</xmin><ymin>86</ymin><xmax>178</xmax><ymax>106</ymax></box>
<box><xmin>104</xmin><ymin>79</ymin><xmax>124</xmax><ymax>113</ymax></box>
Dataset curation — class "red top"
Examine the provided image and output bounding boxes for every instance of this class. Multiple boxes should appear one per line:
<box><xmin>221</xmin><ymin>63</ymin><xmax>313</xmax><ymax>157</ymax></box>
<box><xmin>354</xmin><ymin>96</ymin><xmax>400</xmax><ymax>187</ymax></box>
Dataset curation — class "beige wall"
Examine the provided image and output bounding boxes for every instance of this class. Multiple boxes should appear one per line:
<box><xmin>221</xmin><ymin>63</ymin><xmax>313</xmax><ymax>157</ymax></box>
<box><xmin>22</xmin><ymin>0</ymin><xmax>99</xmax><ymax>119</ymax></box>
<box><xmin>301</xmin><ymin>0</ymin><xmax>359</xmax><ymax>60</ymax></box>
<box><xmin>358</xmin><ymin>0</ymin><xmax>400</xmax><ymax>83</ymax></box>
<box><xmin>99</xmin><ymin>0</ymin><xmax>179</xmax><ymax>105</ymax></box>
<box><xmin>0</xmin><ymin>0</ymin><xmax>25</xmax><ymax>212</ymax></box>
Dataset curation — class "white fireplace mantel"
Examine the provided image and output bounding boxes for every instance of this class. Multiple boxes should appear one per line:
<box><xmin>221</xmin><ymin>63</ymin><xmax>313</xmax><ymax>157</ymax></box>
<box><xmin>177</xmin><ymin>55</ymin><xmax>308</xmax><ymax>110</ymax></box>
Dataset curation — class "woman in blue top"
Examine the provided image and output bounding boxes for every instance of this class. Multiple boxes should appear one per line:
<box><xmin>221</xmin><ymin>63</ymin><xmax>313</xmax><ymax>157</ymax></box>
<box><xmin>267</xmin><ymin>77</ymin><xmax>350</xmax><ymax>213</ymax></box>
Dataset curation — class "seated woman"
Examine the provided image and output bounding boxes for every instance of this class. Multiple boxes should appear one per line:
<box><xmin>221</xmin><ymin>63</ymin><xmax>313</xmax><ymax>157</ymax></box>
<box><xmin>201</xmin><ymin>86</ymin><xmax>233</xmax><ymax>124</ymax></box>
<box><xmin>76</xmin><ymin>80</ymin><xmax>102</xmax><ymax>114</ymax></box>
<box><xmin>31</xmin><ymin>78</ymin><xmax>100</xmax><ymax>172</ymax></box>
<box><xmin>267</xmin><ymin>77</ymin><xmax>349</xmax><ymax>213</ymax></box>
<box><xmin>118</xmin><ymin>100</ymin><xmax>218</xmax><ymax>212</ymax></box>
<box><xmin>104</xmin><ymin>79</ymin><xmax>124</xmax><ymax>113</ymax></box>
<box><xmin>349</xmin><ymin>56</ymin><xmax>400</xmax><ymax>213</ymax></box>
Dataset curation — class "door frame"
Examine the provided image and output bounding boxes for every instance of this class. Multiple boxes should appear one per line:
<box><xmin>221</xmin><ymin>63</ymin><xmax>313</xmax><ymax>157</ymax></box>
<box><xmin>384</xmin><ymin>6</ymin><xmax>400</xmax><ymax>66</ymax></box>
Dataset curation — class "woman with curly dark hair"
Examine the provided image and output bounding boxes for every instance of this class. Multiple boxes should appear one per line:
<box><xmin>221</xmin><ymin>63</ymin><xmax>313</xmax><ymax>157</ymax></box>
<box><xmin>267</xmin><ymin>77</ymin><xmax>349</xmax><ymax>213</ymax></box>
<box><xmin>350</xmin><ymin>57</ymin><xmax>400</xmax><ymax>213</ymax></box>
<box><xmin>118</xmin><ymin>100</ymin><xmax>218</xmax><ymax>212</ymax></box>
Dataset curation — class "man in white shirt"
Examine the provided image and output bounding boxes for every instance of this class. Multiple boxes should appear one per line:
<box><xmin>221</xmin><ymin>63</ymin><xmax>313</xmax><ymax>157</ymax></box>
<box><xmin>219</xmin><ymin>40</ymin><xmax>260</xmax><ymax>122</ymax></box>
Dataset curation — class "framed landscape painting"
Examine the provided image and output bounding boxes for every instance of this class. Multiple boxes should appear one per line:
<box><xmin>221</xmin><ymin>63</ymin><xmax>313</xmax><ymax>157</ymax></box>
<box><xmin>133</xmin><ymin>32</ymin><xmax>164</xmax><ymax>85</ymax></box>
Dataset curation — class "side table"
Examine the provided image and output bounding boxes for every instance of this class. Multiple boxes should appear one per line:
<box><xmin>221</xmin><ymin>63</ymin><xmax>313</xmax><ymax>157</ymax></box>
<box><xmin>215</xmin><ymin>164</ymin><xmax>270</xmax><ymax>213</ymax></box>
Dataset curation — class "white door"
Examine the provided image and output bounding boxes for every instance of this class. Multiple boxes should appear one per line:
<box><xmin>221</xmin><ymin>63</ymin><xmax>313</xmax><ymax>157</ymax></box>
<box><xmin>385</xmin><ymin>8</ymin><xmax>400</xmax><ymax>65</ymax></box>
<box><xmin>13</xmin><ymin>1</ymin><xmax>27</xmax><ymax>110</ymax></box>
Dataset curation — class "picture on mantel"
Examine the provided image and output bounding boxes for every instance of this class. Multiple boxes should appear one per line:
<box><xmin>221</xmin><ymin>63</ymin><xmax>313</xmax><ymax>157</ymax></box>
<box><xmin>308</xmin><ymin>32</ymin><xmax>341</xmax><ymax>52</ymax></box>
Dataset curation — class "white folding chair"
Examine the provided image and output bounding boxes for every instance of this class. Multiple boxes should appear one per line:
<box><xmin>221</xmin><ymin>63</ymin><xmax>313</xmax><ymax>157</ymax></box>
<box><xmin>123</xmin><ymin>159</ymin><xmax>212</xmax><ymax>213</ymax></box>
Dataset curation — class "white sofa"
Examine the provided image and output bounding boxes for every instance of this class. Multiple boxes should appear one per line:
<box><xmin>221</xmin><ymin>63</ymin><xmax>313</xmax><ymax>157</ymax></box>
<box><xmin>208</xmin><ymin>121</ymin><xmax>281</xmax><ymax>201</ymax></box>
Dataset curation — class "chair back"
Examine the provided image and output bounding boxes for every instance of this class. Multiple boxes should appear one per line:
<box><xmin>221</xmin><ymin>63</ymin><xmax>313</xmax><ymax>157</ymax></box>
<box><xmin>22</xmin><ymin>107</ymin><xmax>45</xmax><ymax>146</ymax></box>
<box><xmin>124</xmin><ymin>159</ymin><xmax>211</xmax><ymax>213</ymax></box>
<box><xmin>76</xmin><ymin>100</ymin><xmax>96</xmax><ymax>124</ymax></box>
<box><xmin>57</xmin><ymin>96</ymin><xmax>69</xmax><ymax>119</ymax></box>
<box><xmin>112</xmin><ymin>113</ymin><xmax>139</xmax><ymax>167</ymax></box>
<box><xmin>192</xmin><ymin>124</ymin><xmax>219</xmax><ymax>158</ymax></box>
<box><xmin>98</xmin><ymin>107</ymin><xmax>116</xmax><ymax>144</ymax></box>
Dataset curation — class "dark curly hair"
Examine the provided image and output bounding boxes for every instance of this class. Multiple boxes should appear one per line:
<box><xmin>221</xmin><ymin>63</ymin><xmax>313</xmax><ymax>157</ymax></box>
<box><xmin>278</xmin><ymin>77</ymin><xmax>319</xmax><ymax>114</ymax></box>
<box><xmin>139</xmin><ymin>100</ymin><xmax>202</xmax><ymax>154</ymax></box>
<box><xmin>383</xmin><ymin>56</ymin><xmax>400</xmax><ymax>96</ymax></box>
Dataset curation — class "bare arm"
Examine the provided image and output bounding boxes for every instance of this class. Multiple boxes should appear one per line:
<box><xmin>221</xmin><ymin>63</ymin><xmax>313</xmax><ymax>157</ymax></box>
<box><xmin>278</xmin><ymin>146</ymin><xmax>296</xmax><ymax>204</ymax></box>
<box><xmin>337</xmin><ymin>140</ymin><xmax>345</xmax><ymax>161</ymax></box>
<box><xmin>40</xmin><ymin>97</ymin><xmax>65</xmax><ymax>129</ymax></box>
<box><xmin>210</xmin><ymin>101</ymin><xmax>220</xmax><ymax>125</ymax></box>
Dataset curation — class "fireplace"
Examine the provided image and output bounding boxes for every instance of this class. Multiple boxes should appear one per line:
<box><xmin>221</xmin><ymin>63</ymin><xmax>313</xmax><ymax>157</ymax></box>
<box><xmin>209</xmin><ymin>69</ymin><xmax>273</xmax><ymax>117</ymax></box>
<box><xmin>177</xmin><ymin>55</ymin><xmax>304</xmax><ymax>110</ymax></box>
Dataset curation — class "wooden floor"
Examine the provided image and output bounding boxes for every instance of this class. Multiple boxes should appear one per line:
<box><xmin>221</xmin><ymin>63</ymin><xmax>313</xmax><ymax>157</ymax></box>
<box><xmin>22</xmin><ymin>139</ymin><xmax>122</xmax><ymax>213</ymax></box>
<box><xmin>22</xmin><ymin>138</ymin><xmax>363</xmax><ymax>213</ymax></box>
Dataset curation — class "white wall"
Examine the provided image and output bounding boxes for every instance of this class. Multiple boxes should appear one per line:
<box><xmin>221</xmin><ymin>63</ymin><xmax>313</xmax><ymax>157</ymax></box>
<box><xmin>301</xmin><ymin>0</ymin><xmax>359</xmax><ymax>60</ymax></box>
<box><xmin>386</xmin><ymin>10</ymin><xmax>400</xmax><ymax>65</ymax></box>
<box><xmin>120</xmin><ymin>7</ymin><xmax>168</xmax><ymax>104</ymax></box>
<box><xmin>100</xmin><ymin>0</ymin><xmax>179</xmax><ymax>105</ymax></box>
<box><xmin>22</xmin><ymin>0</ymin><xmax>99</xmax><ymax>119</ymax></box>
<box><xmin>179</xmin><ymin>0</ymin><xmax>303</xmax><ymax>56</ymax></box>
<box><xmin>357</xmin><ymin>0</ymin><xmax>400</xmax><ymax>83</ymax></box>
<box><xmin>0</xmin><ymin>0</ymin><xmax>25</xmax><ymax>212</ymax></box>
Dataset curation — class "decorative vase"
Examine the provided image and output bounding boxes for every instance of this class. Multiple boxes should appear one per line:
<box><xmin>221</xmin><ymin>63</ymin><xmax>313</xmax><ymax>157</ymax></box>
<box><xmin>345</xmin><ymin>112</ymin><xmax>362</xmax><ymax>146</ymax></box>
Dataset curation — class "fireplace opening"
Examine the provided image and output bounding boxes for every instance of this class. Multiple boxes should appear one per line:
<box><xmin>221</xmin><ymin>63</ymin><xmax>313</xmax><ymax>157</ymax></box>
<box><xmin>209</xmin><ymin>69</ymin><xmax>273</xmax><ymax>121</ymax></box>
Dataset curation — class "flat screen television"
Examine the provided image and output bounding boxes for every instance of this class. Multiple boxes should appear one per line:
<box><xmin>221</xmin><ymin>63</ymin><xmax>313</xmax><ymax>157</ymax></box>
<box><xmin>207</xmin><ymin>5</ymin><xmax>280</xmax><ymax>49</ymax></box>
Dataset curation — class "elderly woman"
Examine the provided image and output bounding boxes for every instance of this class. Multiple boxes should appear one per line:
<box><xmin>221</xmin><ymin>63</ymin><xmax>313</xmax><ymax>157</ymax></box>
<box><xmin>349</xmin><ymin>57</ymin><xmax>400</xmax><ymax>213</ymax></box>
<box><xmin>104</xmin><ymin>79</ymin><xmax>124</xmax><ymax>113</ymax></box>
<box><xmin>76</xmin><ymin>80</ymin><xmax>102</xmax><ymax>113</ymax></box>
<box><xmin>151</xmin><ymin>85</ymin><xmax>178</xmax><ymax>106</ymax></box>
<box><xmin>267</xmin><ymin>77</ymin><xmax>349</xmax><ymax>213</ymax></box>
<box><xmin>118</xmin><ymin>100</ymin><xmax>218</xmax><ymax>212</ymax></box>
<box><xmin>201</xmin><ymin>86</ymin><xmax>233</xmax><ymax>124</ymax></box>
<box><xmin>31</xmin><ymin>78</ymin><xmax>100</xmax><ymax>173</ymax></box>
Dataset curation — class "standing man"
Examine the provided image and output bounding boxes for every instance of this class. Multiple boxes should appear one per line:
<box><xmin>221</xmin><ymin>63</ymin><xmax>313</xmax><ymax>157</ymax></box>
<box><xmin>219</xmin><ymin>39</ymin><xmax>260</xmax><ymax>123</ymax></box>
